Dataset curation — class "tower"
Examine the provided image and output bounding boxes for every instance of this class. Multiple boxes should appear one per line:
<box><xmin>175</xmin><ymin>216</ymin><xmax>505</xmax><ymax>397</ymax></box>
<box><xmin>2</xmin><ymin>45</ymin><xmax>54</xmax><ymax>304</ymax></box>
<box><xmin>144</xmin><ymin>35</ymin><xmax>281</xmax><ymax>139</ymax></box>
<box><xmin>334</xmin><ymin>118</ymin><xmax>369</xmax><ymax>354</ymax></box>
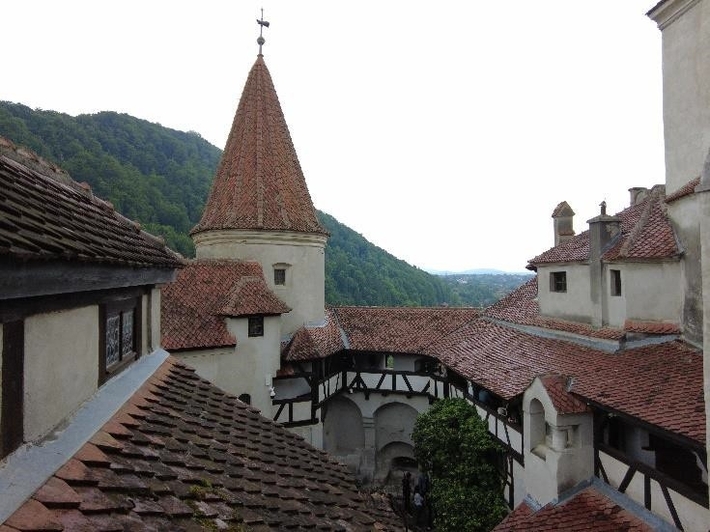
<box><xmin>191</xmin><ymin>47</ymin><xmax>328</xmax><ymax>336</ymax></box>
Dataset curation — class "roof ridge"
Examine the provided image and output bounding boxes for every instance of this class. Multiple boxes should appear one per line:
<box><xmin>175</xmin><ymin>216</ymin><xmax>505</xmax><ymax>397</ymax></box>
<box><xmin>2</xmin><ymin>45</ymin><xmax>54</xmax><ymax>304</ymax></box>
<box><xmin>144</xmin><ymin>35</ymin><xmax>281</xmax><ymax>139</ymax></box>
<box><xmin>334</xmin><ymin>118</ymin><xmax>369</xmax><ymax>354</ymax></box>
<box><xmin>618</xmin><ymin>193</ymin><xmax>656</xmax><ymax>257</ymax></box>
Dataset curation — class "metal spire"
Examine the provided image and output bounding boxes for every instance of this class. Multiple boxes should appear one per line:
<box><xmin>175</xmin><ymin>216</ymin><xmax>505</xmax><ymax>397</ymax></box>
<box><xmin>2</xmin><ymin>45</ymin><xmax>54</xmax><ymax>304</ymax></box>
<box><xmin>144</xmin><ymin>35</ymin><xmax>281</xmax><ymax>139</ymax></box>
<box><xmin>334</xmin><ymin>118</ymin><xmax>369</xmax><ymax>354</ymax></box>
<box><xmin>257</xmin><ymin>8</ymin><xmax>270</xmax><ymax>55</ymax></box>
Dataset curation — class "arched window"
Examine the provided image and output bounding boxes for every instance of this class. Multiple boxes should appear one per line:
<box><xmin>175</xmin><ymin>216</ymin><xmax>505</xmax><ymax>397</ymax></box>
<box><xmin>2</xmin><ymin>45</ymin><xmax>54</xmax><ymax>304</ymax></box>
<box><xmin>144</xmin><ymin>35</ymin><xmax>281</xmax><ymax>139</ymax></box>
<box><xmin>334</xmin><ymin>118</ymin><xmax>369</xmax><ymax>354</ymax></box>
<box><xmin>529</xmin><ymin>398</ymin><xmax>547</xmax><ymax>458</ymax></box>
<box><xmin>238</xmin><ymin>393</ymin><xmax>251</xmax><ymax>405</ymax></box>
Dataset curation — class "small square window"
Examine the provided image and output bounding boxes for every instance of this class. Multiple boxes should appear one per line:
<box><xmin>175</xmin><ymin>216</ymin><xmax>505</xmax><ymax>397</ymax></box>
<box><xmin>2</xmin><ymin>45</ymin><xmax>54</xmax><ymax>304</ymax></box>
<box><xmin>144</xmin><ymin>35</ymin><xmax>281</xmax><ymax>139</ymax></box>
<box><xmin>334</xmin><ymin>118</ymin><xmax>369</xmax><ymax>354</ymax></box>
<box><xmin>550</xmin><ymin>271</ymin><xmax>567</xmax><ymax>293</ymax></box>
<box><xmin>610</xmin><ymin>269</ymin><xmax>622</xmax><ymax>296</ymax></box>
<box><xmin>248</xmin><ymin>316</ymin><xmax>264</xmax><ymax>337</ymax></box>
<box><xmin>274</xmin><ymin>268</ymin><xmax>286</xmax><ymax>285</ymax></box>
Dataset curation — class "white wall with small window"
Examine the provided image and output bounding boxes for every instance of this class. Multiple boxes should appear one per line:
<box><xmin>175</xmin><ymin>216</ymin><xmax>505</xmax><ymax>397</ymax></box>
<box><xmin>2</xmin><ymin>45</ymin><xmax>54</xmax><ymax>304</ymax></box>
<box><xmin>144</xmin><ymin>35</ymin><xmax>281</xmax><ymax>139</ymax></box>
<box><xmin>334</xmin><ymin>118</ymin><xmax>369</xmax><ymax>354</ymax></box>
<box><xmin>603</xmin><ymin>262</ymin><xmax>681</xmax><ymax>327</ymax></box>
<box><xmin>537</xmin><ymin>264</ymin><xmax>593</xmax><ymax>322</ymax></box>
<box><xmin>522</xmin><ymin>376</ymin><xmax>594</xmax><ymax>507</ymax></box>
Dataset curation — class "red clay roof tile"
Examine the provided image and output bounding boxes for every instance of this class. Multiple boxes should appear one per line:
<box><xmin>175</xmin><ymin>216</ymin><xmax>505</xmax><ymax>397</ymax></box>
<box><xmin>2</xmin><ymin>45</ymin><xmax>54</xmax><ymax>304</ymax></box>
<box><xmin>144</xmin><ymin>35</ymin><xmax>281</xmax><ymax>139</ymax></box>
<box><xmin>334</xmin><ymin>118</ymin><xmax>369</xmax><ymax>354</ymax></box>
<box><xmin>5</xmin><ymin>358</ymin><xmax>402</xmax><ymax>530</ymax></box>
<box><xmin>539</xmin><ymin>374</ymin><xmax>590</xmax><ymax>415</ymax></box>
<box><xmin>664</xmin><ymin>177</ymin><xmax>700</xmax><ymax>203</ymax></box>
<box><xmin>529</xmin><ymin>188</ymin><xmax>679</xmax><ymax>266</ymax></box>
<box><xmin>0</xmin><ymin>144</ymin><xmax>182</xmax><ymax>269</ymax></box>
<box><xmin>428</xmin><ymin>319</ymin><xmax>704</xmax><ymax>443</ymax></box>
<box><xmin>192</xmin><ymin>56</ymin><xmax>326</xmax><ymax>237</ymax></box>
<box><xmin>494</xmin><ymin>486</ymin><xmax>653</xmax><ymax>531</ymax></box>
<box><xmin>161</xmin><ymin>259</ymin><xmax>289</xmax><ymax>351</ymax></box>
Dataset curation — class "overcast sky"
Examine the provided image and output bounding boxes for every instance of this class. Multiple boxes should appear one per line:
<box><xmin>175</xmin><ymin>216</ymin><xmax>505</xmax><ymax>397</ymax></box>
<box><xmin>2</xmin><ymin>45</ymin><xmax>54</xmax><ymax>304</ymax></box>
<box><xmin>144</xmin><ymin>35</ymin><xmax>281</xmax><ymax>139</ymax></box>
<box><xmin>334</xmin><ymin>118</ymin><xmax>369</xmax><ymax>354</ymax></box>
<box><xmin>4</xmin><ymin>1</ymin><xmax>664</xmax><ymax>272</ymax></box>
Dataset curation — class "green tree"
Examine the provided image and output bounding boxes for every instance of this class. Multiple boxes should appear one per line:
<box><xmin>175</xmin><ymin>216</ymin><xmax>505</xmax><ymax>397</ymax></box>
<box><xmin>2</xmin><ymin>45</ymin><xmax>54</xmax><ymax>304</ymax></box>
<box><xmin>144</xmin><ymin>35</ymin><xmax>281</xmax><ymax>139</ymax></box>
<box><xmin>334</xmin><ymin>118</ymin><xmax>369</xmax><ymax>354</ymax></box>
<box><xmin>412</xmin><ymin>398</ymin><xmax>508</xmax><ymax>532</ymax></box>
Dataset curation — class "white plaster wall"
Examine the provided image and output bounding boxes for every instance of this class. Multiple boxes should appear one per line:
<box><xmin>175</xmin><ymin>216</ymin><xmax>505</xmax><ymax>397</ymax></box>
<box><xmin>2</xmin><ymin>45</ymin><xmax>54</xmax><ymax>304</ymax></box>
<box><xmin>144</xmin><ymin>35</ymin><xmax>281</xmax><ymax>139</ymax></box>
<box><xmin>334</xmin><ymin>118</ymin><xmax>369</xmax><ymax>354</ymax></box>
<box><xmin>667</xmin><ymin>197</ymin><xmax>704</xmax><ymax>343</ymax></box>
<box><xmin>603</xmin><ymin>265</ymin><xmax>626</xmax><ymax>327</ymax></box>
<box><xmin>522</xmin><ymin>378</ymin><xmax>594</xmax><ymax>506</ymax></box>
<box><xmin>24</xmin><ymin>306</ymin><xmax>99</xmax><ymax>442</ymax></box>
<box><xmin>194</xmin><ymin>230</ymin><xmax>327</xmax><ymax>335</ymax></box>
<box><xmin>373</xmin><ymin>402</ymin><xmax>419</xmax><ymax>451</ymax></box>
<box><xmin>225</xmin><ymin>315</ymin><xmax>281</xmax><ymax>416</ymax></box>
<box><xmin>149</xmin><ymin>288</ymin><xmax>162</xmax><ymax>351</ymax></box>
<box><xmin>347</xmin><ymin>387</ymin><xmax>431</xmax><ymax>418</ymax></box>
<box><xmin>175</xmin><ymin>315</ymin><xmax>282</xmax><ymax>416</ymax></box>
<box><xmin>274</xmin><ymin>376</ymin><xmax>310</xmax><ymax>399</ymax></box>
<box><xmin>537</xmin><ymin>264</ymin><xmax>593</xmax><ymax>322</ymax></box>
<box><xmin>656</xmin><ymin>0</ymin><xmax>710</xmax><ymax>191</ymax></box>
<box><xmin>173</xmin><ymin>346</ymin><xmax>238</xmax><ymax>392</ymax></box>
<box><xmin>622</xmin><ymin>262</ymin><xmax>682</xmax><ymax>322</ymax></box>
<box><xmin>512</xmin><ymin>460</ymin><xmax>526</xmax><ymax>507</ymax></box>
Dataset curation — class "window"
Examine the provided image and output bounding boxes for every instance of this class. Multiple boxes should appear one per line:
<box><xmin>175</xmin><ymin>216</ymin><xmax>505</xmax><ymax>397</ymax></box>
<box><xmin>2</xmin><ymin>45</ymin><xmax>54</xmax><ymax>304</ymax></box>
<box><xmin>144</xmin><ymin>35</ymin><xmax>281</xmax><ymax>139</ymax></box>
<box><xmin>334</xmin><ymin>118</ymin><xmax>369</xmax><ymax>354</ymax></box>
<box><xmin>550</xmin><ymin>271</ymin><xmax>567</xmax><ymax>293</ymax></box>
<box><xmin>610</xmin><ymin>269</ymin><xmax>622</xmax><ymax>296</ymax></box>
<box><xmin>274</xmin><ymin>268</ymin><xmax>286</xmax><ymax>286</ymax></box>
<box><xmin>248</xmin><ymin>316</ymin><xmax>264</xmax><ymax>337</ymax></box>
<box><xmin>101</xmin><ymin>298</ymin><xmax>140</xmax><ymax>382</ymax></box>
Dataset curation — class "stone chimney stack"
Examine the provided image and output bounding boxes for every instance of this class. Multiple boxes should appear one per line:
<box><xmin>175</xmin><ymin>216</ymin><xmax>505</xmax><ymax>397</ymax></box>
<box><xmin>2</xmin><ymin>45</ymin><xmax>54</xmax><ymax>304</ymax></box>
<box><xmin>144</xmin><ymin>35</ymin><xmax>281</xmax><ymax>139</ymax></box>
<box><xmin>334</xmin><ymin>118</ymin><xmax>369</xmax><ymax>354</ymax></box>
<box><xmin>628</xmin><ymin>187</ymin><xmax>650</xmax><ymax>206</ymax></box>
<box><xmin>552</xmin><ymin>201</ymin><xmax>575</xmax><ymax>247</ymax></box>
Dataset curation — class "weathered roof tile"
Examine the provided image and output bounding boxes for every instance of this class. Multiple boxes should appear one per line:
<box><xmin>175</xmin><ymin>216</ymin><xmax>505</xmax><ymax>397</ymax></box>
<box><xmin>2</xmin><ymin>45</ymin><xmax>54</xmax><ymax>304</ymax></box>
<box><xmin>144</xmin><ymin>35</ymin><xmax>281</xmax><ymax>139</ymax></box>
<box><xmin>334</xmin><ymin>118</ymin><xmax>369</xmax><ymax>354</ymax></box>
<box><xmin>5</xmin><ymin>358</ymin><xmax>403</xmax><ymax>530</ymax></box>
<box><xmin>192</xmin><ymin>57</ymin><xmax>326</xmax><ymax>237</ymax></box>
<box><xmin>0</xmin><ymin>144</ymin><xmax>182</xmax><ymax>268</ymax></box>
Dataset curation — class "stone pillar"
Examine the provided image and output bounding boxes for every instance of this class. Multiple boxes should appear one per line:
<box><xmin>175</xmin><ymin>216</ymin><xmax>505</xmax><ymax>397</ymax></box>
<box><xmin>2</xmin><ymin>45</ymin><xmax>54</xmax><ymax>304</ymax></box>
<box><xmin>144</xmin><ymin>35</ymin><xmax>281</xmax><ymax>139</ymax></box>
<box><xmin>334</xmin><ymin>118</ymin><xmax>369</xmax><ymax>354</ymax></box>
<box><xmin>360</xmin><ymin>417</ymin><xmax>376</xmax><ymax>484</ymax></box>
<box><xmin>587</xmin><ymin>206</ymin><xmax>620</xmax><ymax>327</ymax></box>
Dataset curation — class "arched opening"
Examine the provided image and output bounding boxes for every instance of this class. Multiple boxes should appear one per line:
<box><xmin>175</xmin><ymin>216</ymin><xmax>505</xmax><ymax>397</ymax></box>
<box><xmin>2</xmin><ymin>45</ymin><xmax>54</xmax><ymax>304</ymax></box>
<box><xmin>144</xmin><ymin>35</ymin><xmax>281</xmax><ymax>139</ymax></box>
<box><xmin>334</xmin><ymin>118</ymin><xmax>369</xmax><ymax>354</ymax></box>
<box><xmin>323</xmin><ymin>396</ymin><xmax>364</xmax><ymax>455</ymax></box>
<box><xmin>238</xmin><ymin>393</ymin><xmax>251</xmax><ymax>405</ymax></box>
<box><xmin>529</xmin><ymin>398</ymin><xmax>547</xmax><ymax>458</ymax></box>
<box><xmin>374</xmin><ymin>402</ymin><xmax>420</xmax><ymax>484</ymax></box>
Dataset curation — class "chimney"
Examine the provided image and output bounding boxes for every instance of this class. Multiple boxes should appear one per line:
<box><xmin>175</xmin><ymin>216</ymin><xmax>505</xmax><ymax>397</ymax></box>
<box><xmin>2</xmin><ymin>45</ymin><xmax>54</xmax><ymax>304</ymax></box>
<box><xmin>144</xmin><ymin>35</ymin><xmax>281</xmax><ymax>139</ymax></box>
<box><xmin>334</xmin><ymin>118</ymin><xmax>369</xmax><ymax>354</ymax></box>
<box><xmin>551</xmin><ymin>201</ymin><xmax>575</xmax><ymax>246</ymax></box>
<box><xmin>588</xmin><ymin>201</ymin><xmax>621</xmax><ymax>326</ymax></box>
<box><xmin>628</xmin><ymin>187</ymin><xmax>649</xmax><ymax>206</ymax></box>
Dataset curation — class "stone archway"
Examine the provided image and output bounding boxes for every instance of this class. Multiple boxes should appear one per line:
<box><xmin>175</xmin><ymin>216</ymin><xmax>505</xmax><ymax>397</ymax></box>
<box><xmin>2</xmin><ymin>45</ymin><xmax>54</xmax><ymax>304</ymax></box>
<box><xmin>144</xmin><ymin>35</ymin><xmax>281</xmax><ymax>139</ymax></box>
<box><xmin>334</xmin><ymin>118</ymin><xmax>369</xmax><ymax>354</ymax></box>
<box><xmin>323</xmin><ymin>396</ymin><xmax>364</xmax><ymax>472</ymax></box>
<box><xmin>373</xmin><ymin>402</ymin><xmax>420</xmax><ymax>484</ymax></box>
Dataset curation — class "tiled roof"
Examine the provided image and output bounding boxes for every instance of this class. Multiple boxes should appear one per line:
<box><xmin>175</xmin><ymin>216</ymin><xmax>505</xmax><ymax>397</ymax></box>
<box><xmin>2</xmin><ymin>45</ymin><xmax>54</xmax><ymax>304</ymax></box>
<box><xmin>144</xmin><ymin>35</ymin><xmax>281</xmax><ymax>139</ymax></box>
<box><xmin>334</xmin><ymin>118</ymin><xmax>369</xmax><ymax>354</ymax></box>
<box><xmin>427</xmin><ymin>320</ymin><xmax>705</xmax><ymax>444</ymax></box>
<box><xmin>493</xmin><ymin>486</ymin><xmax>653</xmax><ymax>531</ymax></box>
<box><xmin>484</xmin><ymin>279</ymin><xmax>626</xmax><ymax>341</ymax></box>
<box><xmin>282</xmin><ymin>302</ymin><xmax>703</xmax><ymax>443</ymax></box>
<box><xmin>192</xmin><ymin>56</ymin><xmax>326</xmax><ymax>237</ymax></box>
<box><xmin>539</xmin><ymin>374</ymin><xmax>590</xmax><ymax>415</ymax></box>
<box><xmin>283</xmin><ymin>307</ymin><xmax>479</xmax><ymax>361</ymax></box>
<box><xmin>664</xmin><ymin>176</ymin><xmax>700</xmax><ymax>203</ymax></box>
<box><xmin>284</xmin><ymin>310</ymin><xmax>346</xmax><ymax>362</ymax></box>
<box><xmin>3</xmin><ymin>358</ymin><xmax>403</xmax><ymax>531</ymax></box>
<box><xmin>161</xmin><ymin>260</ymin><xmax>290</xmax><ymax>351</ymax></box>
<box><xmin>528</xmin><ymin>188</ymin><xmax>679</xmax><ymax>266</ymax></box>
<box><xmin>334</xmin><ymin>306</ymin><xmax>479</xmax><ymax>353</ymax></box>
<box><xmin>0</xmin><ymin>142</ymin><xmax>181</xmax><ymax>268</ymax></box>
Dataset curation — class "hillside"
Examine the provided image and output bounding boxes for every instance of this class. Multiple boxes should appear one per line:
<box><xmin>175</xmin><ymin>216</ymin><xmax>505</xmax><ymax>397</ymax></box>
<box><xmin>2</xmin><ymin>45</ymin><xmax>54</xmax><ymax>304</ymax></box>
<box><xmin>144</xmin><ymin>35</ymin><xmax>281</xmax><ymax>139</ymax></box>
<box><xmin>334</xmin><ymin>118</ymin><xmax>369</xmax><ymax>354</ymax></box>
<box><xmin>0</xmin><ymin>101</ymin><xmax>527</xmax><ymax>307</ymax></box>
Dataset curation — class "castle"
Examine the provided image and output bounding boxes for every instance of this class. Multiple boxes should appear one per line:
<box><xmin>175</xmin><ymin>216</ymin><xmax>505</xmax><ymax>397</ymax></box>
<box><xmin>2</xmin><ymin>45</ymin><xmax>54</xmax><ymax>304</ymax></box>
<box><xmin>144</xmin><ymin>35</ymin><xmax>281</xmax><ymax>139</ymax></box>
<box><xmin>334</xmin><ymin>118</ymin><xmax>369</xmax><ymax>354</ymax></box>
<box><xmin>0</xmin><ymin>1</ymin><xmax>709</xmax><ymax>530</ymax></box>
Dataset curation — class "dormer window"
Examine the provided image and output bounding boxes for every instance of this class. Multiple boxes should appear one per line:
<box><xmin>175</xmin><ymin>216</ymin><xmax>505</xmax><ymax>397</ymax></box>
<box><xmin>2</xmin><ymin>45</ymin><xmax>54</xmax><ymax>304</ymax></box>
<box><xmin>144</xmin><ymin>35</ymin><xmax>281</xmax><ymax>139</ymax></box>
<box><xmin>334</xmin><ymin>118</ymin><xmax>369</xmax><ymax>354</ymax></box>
<box><xmin>610</xmin><ymin>269</ymin><xmax>622</xmax><ymax>296</ymax></box>
<box><xmin>550</xmin><ymin>271</ymin><xmax>567</xmax><ymax>293</ymax></box>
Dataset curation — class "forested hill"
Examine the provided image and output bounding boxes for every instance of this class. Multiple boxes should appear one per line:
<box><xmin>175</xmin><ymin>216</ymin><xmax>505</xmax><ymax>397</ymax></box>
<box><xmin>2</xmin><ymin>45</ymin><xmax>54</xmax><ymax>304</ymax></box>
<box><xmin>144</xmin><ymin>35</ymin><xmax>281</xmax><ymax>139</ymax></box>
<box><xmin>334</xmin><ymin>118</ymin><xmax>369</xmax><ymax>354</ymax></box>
<box><xmin>0</xmin><ymin>101</ymin><xmax>527</xmax><ymax>307</ymax></box>
<box><xmin>0</xmin><ymin>102</ymin><xmax>220</xmax><ymax>257</ymax></box>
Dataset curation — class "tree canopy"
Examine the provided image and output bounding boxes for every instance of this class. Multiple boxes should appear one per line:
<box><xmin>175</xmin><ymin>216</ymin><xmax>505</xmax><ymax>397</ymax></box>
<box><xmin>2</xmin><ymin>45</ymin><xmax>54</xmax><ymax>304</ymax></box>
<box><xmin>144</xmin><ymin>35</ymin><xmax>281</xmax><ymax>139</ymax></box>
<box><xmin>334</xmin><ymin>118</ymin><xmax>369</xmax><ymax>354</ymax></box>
<box><xmin>412</xmin><ymin>398</ymin><xmax>508</xmax><ymax>532</ymax></box>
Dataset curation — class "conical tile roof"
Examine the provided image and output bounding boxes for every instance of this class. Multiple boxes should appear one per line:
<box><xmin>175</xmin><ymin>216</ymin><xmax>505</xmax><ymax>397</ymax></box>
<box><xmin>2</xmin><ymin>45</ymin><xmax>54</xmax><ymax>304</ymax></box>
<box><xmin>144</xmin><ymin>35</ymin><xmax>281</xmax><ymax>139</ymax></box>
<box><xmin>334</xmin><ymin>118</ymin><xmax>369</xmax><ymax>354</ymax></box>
<box><xmin>192</xmin><ymin>55</ymin><xmax>326</xmax><ymax>236</ymax></box>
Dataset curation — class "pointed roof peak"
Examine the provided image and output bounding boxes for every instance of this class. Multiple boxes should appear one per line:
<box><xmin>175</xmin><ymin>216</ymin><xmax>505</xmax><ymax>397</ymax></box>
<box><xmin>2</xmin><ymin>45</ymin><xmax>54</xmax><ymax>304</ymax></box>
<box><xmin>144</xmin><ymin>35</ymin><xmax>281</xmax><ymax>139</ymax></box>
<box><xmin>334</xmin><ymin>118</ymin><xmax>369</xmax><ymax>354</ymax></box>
<box><xmin>192</xmin><ymin>55</ymin><xmax>326</xmax><ymax>237</ymax></box>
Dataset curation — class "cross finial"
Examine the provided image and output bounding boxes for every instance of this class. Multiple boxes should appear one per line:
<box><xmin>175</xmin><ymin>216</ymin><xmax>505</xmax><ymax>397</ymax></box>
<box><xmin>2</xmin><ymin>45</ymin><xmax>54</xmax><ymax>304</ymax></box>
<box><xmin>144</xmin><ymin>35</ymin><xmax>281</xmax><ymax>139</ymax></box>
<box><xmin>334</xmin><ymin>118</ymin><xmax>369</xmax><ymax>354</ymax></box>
<box><xmin>257</xmin><ymin>8</ymin><xmax>270</xmax><ymax>55</ymax></box>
